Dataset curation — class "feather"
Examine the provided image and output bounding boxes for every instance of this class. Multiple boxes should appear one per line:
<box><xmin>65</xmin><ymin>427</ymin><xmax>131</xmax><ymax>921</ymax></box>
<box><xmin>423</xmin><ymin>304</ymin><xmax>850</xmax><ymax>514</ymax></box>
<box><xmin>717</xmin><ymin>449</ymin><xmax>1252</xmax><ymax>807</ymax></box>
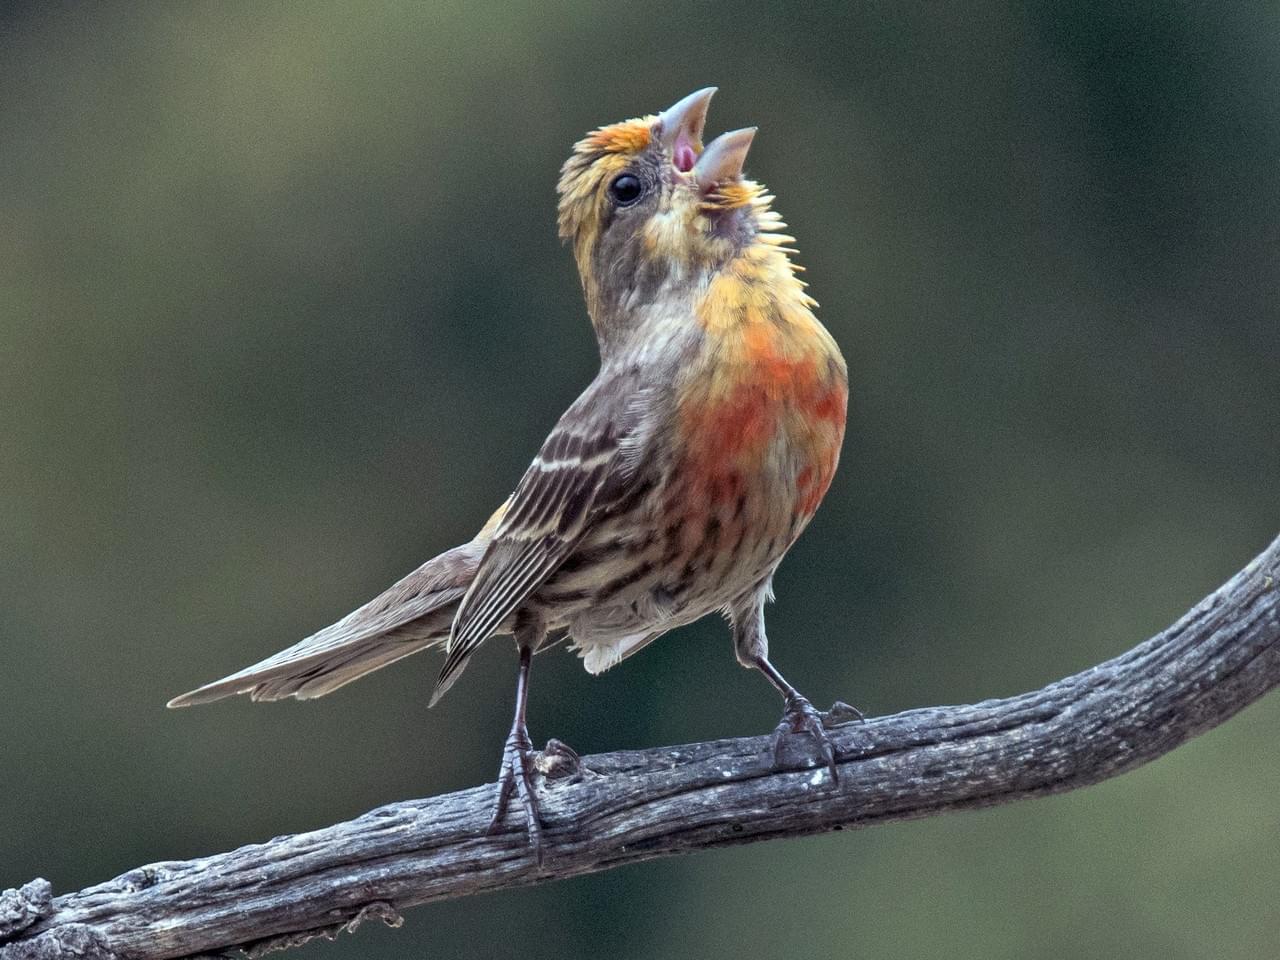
<box><xmin>166</xmin><ymin>540</ymin><xmax>484</xmax><ymax>707</ymax></box>
<box><xmin>431</xmin><ymin>367</ymin><xmax>652</xmax><ymax>702</ymax></box>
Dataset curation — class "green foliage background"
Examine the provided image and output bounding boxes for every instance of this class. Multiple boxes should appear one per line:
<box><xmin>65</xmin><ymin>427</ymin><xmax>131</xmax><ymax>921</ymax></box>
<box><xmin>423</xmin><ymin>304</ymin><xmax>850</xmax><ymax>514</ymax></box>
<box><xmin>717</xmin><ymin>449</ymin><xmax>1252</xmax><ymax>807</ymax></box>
<box><xmin>3</xmin><ymin>3</ymin><xmax>1278</xmax><ymax>957</ymax></box>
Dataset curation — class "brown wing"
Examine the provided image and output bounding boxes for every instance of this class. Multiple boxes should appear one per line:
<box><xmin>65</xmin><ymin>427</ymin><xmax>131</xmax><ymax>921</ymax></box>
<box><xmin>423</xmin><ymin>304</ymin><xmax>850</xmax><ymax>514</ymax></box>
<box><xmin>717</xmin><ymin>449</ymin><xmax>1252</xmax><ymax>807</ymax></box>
<box><xmin>431</xmin><ymin>371</ymin><xmax>648</xmax><ymax>702</ymax></box>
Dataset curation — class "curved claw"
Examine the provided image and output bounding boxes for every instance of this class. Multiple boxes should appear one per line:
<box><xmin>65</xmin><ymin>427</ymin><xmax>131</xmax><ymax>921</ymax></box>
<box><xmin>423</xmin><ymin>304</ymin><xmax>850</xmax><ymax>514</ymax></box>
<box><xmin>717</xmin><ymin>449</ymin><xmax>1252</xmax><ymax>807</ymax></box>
<box><xmin>824</xmin><ymin>700</ymin><xmax>866</xmax><ymax>727</ymax></box>
<box><xmin>536</xmin><ymin>738</ymin><xmax>582</xmax><ymax>781</ymax></box>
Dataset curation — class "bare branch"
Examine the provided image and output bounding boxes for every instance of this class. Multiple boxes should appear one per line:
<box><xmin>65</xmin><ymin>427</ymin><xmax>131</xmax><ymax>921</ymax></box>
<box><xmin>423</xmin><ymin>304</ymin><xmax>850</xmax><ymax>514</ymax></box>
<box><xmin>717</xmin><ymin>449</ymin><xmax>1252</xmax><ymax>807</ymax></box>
<box><xmin>4</xmin><ymin>534</ymin><xmax>1279</xmax><ymax>960</ymax></box>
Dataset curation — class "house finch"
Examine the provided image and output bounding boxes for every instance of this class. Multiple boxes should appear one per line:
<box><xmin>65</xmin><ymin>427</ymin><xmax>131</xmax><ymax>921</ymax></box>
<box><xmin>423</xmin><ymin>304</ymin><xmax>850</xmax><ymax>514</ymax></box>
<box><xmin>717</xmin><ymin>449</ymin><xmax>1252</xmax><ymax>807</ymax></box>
<box><xmin>169</xmin><ymin>87</ymin><xmax>857</xmax><ymax>854</ymax></box>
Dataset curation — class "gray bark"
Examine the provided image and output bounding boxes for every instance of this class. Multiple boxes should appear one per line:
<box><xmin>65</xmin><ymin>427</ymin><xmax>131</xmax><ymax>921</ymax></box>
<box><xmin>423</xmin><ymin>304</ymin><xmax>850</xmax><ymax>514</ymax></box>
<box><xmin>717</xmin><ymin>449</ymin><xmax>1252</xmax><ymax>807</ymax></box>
<box><xmin>4</xmin><ymin>533</ymin><xmax>1279</xmax><ymax>960</ymax></box>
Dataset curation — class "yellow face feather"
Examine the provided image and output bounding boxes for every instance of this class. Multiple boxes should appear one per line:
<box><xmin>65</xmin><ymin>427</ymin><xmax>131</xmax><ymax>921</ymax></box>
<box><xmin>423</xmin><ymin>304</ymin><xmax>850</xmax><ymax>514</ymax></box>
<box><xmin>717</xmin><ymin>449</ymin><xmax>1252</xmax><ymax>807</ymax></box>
<box><xmin>557</xmin><ymin>116</ymin><xmax>654</xmax><ymax>246</ymax></box>
<box><xmin>583</xmin><ymin>118</ymin><xmax>654</xmax><ymax>155</ymax></box>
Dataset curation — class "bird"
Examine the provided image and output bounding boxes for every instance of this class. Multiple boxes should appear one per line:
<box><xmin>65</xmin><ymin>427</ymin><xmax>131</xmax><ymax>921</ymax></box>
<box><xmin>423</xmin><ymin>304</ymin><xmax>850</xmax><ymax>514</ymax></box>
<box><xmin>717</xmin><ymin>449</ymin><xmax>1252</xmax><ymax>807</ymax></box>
<box><xmin>169</xmin><ymin>87</ymin><xmax>858</xmax><ymax>854</ymax></box>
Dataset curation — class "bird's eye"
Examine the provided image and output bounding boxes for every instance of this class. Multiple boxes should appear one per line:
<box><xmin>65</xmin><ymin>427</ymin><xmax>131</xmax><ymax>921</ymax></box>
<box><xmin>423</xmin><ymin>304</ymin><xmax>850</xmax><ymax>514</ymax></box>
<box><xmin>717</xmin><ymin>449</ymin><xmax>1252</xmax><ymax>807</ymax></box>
<box><xmin>609</xmin><ymin>174</ymin><xmax>643</xmax><ymax>206</ymax></box>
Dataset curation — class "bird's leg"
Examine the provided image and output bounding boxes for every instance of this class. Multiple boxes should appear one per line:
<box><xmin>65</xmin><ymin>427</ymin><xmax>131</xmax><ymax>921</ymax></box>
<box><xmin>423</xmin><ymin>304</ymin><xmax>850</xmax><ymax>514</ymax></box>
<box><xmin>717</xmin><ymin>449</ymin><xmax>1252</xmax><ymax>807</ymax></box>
<box><xmin>731</xmin><ymin>584</ymin><xmax>861</xmax><ymax>782</ymax></box>
<box><xmin>752</xmin><ymin>654</ymin><xmax>863</xmax><ymax>784</ymax></box>
<box><xmin>487</xmin><ymin>643</ymin><xmax>545</xmax><ymax>856</ymax></box>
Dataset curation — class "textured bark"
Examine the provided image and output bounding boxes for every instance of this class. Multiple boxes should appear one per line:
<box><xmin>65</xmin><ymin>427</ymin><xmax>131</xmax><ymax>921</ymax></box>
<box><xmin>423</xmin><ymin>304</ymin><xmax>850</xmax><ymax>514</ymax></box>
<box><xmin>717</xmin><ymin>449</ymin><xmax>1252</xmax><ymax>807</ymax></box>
<box><xmin>4</xmin><ymin>534</ymin><xmax>1279</xmax><ymax>960</ymax></box>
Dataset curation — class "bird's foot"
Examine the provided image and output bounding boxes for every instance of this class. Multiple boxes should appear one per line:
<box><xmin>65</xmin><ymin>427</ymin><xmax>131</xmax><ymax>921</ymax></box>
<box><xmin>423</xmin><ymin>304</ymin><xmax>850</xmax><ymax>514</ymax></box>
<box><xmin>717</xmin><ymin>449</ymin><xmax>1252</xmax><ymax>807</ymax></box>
<box><xmin>487</xmin><ymin>725</ymin><xmax>544</xmax><ymax>858</ymax></box>
<box><xmin>769</xmin><ymin>695</ymin><xmax>863</xmax><ymax>784</ymax></box>
<box><xmin>486</xmin><ymin>731</ymin><xmax>581</xmax><ymax>866</ymax></box>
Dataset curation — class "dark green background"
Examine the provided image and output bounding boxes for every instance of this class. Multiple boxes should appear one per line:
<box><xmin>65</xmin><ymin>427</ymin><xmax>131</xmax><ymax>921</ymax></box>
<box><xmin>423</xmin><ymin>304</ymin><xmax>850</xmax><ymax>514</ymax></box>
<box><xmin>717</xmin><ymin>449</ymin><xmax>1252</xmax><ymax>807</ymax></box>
<box><xmin>3</xmin><ymin>3</ymin><xmax>1278</xmax><ymax>957</ymax></box>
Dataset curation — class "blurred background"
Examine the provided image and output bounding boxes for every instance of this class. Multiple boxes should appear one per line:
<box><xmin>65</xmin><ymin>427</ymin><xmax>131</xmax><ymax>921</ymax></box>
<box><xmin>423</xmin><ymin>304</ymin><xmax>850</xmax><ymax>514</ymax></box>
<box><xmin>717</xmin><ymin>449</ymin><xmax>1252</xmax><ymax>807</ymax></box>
<box><xmin>3</xmin><ymin>2</ymin><xmax>1279</xmax><ymax>957</ymax></box>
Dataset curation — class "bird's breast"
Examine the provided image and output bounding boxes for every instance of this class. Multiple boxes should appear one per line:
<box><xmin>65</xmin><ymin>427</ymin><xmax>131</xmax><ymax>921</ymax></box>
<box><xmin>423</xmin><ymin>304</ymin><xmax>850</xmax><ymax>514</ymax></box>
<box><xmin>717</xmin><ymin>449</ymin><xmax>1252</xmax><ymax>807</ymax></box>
<box><xmin>674</xmin><ymin>314</ymin><xmax>846</xmax><ymax>525</ymax></box>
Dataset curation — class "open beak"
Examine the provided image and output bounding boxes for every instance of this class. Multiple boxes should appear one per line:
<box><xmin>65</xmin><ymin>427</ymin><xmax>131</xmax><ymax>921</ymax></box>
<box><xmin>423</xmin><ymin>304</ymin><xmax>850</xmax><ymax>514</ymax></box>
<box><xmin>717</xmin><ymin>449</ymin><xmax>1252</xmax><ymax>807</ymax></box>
<box><xmin>658</xmin><ymin>88</ymin><xmax>755</xmax><ymax>192</ymax></box>
<box><xmin>658</xmin><ymin>87</ymin><xmax>716</xmax><ymax>173</ymax></box>
<box><xmin>693</xmin><ymin>126</ymin><xmax>756</xmax><ymax>192</ymax></box>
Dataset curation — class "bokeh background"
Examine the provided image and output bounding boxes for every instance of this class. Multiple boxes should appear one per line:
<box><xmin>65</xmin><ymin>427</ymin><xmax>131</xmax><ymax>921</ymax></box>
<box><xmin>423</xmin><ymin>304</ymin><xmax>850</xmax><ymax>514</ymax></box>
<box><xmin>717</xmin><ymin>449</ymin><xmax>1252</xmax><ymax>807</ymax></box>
<box><xmin>3</xmin><ymin>2</ymin><xmax>1279</xmax><ymax>957</ymax></box>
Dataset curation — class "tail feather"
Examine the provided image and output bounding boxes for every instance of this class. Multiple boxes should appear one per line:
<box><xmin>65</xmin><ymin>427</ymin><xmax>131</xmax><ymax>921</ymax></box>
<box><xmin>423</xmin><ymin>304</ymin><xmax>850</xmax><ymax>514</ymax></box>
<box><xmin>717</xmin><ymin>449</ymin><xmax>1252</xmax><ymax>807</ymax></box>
<box><xmin>167</xmin><ymin>540</ymin><xmax>482</xmax><ymax>708</ymax></box>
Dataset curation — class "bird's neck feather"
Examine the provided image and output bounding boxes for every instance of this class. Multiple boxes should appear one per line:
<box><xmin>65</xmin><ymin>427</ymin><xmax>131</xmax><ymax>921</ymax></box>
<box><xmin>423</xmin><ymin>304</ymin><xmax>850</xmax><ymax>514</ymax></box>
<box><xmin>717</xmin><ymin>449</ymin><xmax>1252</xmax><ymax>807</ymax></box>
<box><xmin>584</xmin><ymin>235</ymin><xmax>813</xmax><ymax>360</ymax></box>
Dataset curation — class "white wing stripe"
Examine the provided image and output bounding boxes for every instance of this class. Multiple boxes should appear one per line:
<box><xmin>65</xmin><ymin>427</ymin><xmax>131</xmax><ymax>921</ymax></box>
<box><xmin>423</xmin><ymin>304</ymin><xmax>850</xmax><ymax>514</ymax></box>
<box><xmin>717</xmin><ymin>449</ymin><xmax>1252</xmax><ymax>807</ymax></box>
<box><xmin>531</xmin><ymin>449</ymin><xmax>615</xmax><ymax>472</ymax></box>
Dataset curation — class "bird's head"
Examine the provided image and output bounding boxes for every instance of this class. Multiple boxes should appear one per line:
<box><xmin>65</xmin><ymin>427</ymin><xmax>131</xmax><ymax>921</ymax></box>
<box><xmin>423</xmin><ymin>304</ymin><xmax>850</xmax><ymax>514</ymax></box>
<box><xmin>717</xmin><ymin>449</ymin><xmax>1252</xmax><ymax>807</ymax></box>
<box><xmin>558</xmin><ymin>88</ymin><xmax>795</xmax><ymax>350</ymax></box>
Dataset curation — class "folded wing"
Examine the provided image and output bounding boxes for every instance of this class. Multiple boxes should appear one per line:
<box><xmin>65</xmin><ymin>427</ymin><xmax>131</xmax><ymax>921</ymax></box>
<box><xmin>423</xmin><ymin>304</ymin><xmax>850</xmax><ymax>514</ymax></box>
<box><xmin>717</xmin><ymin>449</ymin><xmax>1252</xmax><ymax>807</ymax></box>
<box><xmin>432</xmin><ymin>370</ymin><xmax>650</xmax><ymax>702</ymax></box>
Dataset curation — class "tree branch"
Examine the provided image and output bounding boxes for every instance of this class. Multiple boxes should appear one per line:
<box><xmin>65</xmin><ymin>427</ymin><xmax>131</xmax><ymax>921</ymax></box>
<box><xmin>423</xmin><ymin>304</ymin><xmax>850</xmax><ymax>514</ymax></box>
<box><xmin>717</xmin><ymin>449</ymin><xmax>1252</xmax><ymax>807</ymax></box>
<box><xmin>5</xmin><ymin>534</ymin><xmax>1280</xmax><ymax>960</ymax></box>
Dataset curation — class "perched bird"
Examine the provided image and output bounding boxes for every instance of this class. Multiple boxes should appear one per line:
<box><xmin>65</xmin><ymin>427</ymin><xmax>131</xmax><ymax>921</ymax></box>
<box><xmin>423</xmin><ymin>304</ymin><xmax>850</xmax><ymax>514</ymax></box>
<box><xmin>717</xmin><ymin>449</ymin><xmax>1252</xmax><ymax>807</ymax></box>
<box><xmin>169</xmin><ymin>87</ymin><xmax>856</xmax><ymax>851</ymax></box>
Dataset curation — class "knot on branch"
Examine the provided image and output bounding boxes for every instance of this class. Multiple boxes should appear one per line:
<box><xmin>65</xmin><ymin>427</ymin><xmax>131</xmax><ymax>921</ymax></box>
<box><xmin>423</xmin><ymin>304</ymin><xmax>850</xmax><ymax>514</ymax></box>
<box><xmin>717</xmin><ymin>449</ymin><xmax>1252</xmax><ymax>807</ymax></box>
<box><xmin>0</xmin><ymin>882</ymin><xmax>53</xmax><ymax>942</ymax></box>
<box><xmin>0</xmin><ymin>925</ymin><xmax>114</xmax><ymax>960</ymax></box>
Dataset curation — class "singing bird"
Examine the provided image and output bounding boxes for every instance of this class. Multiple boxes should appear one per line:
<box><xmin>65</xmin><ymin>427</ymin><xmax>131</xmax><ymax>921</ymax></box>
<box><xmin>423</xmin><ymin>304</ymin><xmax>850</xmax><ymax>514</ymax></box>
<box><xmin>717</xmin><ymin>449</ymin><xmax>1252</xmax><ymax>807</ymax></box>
<box><xmin>170</xmin><ymin>88</ymin><xmax>857</xmax><ymax>848</ymax></box>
